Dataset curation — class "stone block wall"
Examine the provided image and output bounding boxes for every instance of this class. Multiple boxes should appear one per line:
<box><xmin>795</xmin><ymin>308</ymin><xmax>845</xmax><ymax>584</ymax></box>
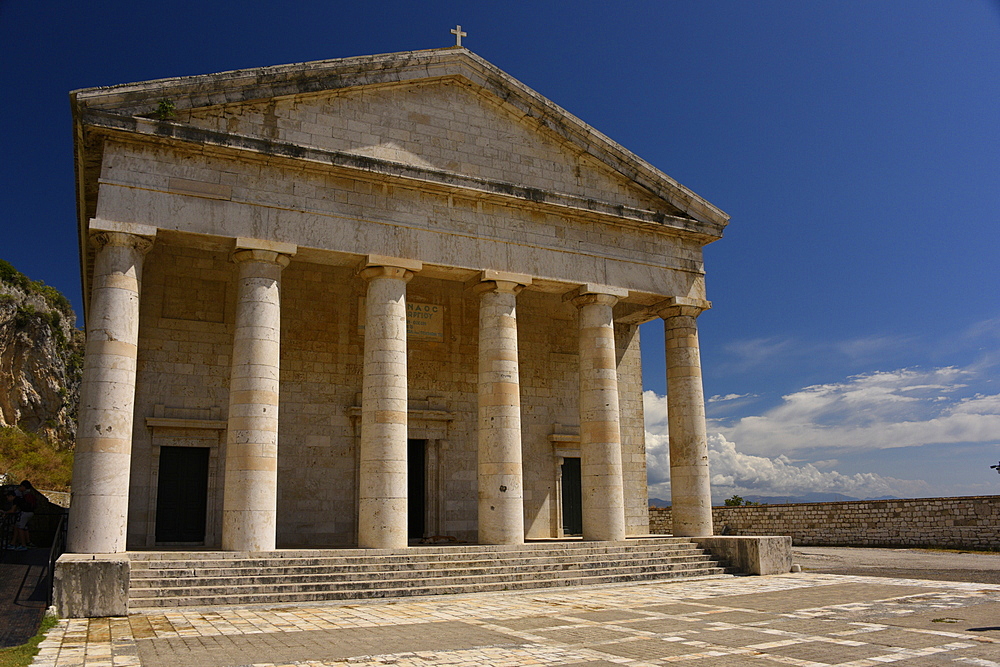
<box><xmin>649</xmin><ymin>496</ymin><xmax>1000</xmax><ymax>550</ymax></box>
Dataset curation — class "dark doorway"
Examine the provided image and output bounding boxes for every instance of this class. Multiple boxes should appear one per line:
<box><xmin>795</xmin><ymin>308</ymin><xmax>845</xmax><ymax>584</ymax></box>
<box><xmin>407</xmin><ymin>439</ymin><xmax>426</xmax><ymax>539</ymax></box>
<box><xmin>561</xmin><ymin>457</ymin><xmax>583</xmax><ymax>536</ymax></box>
<box><xmin>155</xmin><ymin>446</ymin><xmax>209</xmax><ymax>543</ymax></box>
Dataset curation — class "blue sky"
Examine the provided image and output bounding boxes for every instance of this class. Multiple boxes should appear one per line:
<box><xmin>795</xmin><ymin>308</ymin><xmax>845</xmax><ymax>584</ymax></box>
<box><xmin>2</xmin><ymin>1</ymin><xmax>998</xmax><ymax>502</ymax></box>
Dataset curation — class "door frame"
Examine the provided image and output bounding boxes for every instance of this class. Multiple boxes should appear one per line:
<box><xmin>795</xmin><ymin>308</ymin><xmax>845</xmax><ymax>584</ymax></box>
<box><xmin>145</xmin><ymin>419</ymin><xmax>225</xmax><ymax>548</ymax></box>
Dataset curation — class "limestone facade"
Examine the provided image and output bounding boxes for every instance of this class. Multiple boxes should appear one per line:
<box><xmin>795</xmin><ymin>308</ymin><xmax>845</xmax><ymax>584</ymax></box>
<box><xmin>68</xmin><ymin>48</ymin><xmax>729</xmax><ymax>552</ymax></box>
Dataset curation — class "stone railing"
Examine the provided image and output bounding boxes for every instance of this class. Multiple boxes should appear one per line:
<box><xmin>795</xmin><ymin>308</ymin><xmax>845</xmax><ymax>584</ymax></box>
<box><xmin>649</xmin><ymin>495</ymin><xmax>1000</xmax><ymax>550</ymax></box>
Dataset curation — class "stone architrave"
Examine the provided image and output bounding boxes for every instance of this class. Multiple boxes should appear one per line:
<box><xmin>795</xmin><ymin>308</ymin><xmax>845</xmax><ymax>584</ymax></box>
<box><xmin>221</xmin><ymin>239</ymin><xmax>295</xmax><ymax>552</ymax></box>
<box><xmin>570</xmin><ymin>285</ymin><xmax>629</xmax><ymax>542</ymax></box>
<box><xmin>657</xmin><ymin>297</ymin><xmax>714</xmax><ymax>537</ymax></box>
<box><xmin>358</xmin><ymin>255</ymin><xmax>421</xmax><ymax>549</ymax></box>
<box><xmin>473</xmin><ymin>271</ymin><xmax>531</xmax><ymax>545</ymax></box>
<box><xmin>67</xmin><ymin>222</ymin><xmax>155</xmax><ymax>554</ymax></box>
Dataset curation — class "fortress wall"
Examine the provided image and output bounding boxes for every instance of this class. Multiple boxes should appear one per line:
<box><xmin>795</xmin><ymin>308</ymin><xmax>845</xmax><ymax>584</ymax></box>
<box><xmin>649</xmin><ymin>495</ymin><xmax>1000</xmax><ymax>550</ymax></box>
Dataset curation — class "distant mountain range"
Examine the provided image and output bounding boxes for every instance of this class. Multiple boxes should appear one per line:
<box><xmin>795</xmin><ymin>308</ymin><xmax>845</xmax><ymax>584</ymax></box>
<box><xmin>649</xmin><ymin>493</ymin><xmax>899</xmax><ymax>508</ymax></box>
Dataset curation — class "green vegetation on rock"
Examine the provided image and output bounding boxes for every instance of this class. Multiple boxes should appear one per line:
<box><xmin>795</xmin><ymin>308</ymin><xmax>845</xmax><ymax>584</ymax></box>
<box><xmin>0</xmin><ymin>426</ymin><xmax>73</xmax><ymax>490</ymax></box>
<box><xmin>0</xmin><ymin>259</ymin><xmax>73</xmax><ymax>317</ymax></box>
<box><xmin>0</xmin><ymin>258</ymin><xmax>84</xmax><ymax>451</ymax></box>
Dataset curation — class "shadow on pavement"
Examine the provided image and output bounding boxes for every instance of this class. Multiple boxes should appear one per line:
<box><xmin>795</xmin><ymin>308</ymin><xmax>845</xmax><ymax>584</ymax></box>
<box><xmin>0</xmin><ymin>547</ymin><xmax>50</xmax><ymax>648</ymax></box>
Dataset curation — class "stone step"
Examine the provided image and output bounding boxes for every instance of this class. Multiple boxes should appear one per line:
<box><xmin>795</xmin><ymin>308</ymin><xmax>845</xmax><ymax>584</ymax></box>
<box><xmin>129</xmin><ymin>565</ymin><xmax>728</xmax><ymax>608</ymax></box>
<box><xmin>129</xmin><ymin>555</ymin><xmax>717</xmax><ymax>584</ymax></box>
<box><xmin>129</xmin><ymin>548</ymin><xmax>711</xmax><ymax>578</ymax></box>
<box><xmin>131</xmin><ymin>563</ymin><xmax>723</xmax><ymax>599</ymax></box>
<box><xmin>126</xmin><ymin>539</ymin><xmax>730</xmax><ymax>610</ymax></box>
<box><xmin>129</xmin><ymin>539</ymin><xmax>702</xmax><ymax>567</ymax></box>
<box><xmin>129</xmin><ymin>556</ymin><xmax>719</xmax><ymax>590</ymax></box>
<box><xmin>127</xmin><ymin>537</ymin><xmax>697</xmax><ymax>559</ymax></box>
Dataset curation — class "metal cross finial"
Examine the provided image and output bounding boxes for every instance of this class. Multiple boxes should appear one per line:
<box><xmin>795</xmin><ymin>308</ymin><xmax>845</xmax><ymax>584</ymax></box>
<box><xmin>451</xmin><ymin>25</ymin><xmax>467</xmax><ymax>47</ymax></box>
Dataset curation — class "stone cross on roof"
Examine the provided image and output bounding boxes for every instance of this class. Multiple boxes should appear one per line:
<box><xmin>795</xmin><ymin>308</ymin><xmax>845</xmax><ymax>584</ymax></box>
<box><xmin>450</xmin><ymin>25</ymin><xmax>467</xmax><ymax>47</ymax></box>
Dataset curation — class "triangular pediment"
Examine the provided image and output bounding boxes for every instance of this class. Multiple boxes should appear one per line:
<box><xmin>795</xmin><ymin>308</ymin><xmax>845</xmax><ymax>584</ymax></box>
<box><xmin>73</xmin><ymin>48</ymin><xmax>728</xmax><ymax>236</ymax></box>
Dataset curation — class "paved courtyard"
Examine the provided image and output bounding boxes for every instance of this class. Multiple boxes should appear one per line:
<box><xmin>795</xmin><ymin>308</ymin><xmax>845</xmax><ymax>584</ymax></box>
<box><xmin>32</xmin><ymin>572</ymin><xmax>1000</xmax><ymax>667</ymax></box>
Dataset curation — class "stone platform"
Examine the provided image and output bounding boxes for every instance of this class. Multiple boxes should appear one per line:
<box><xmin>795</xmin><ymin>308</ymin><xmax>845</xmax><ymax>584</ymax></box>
<box><xmin>33</xmin><ymin>572</ymin><xmax>1000</xmax><ymax>666</ymax></box>
<box><xmin>58</xmin><ymin>537</ymin><xmax>794</xmax><ymax>618</ymax></box>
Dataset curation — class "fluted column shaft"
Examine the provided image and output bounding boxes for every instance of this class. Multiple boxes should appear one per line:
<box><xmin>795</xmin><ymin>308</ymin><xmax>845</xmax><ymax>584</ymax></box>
<box><xmin>572</xmin><ymin>291</ymin><xmax>626</xmax><ymax>541</ymax></box>
<box><xmin>68</xmin><ymin>229</ymin><xmax>154</xmax><ymax>553</ymax></box>
<box><xmin>358</xmin><ymin>259</ymin><xmax>419</xmax><ymax>549</ymax></box>
<box><xmin>659</xmin><ymin>299</ymin><xmax>713</xmax><ymax>537</ymax></box>
<box><xmin>475</xmin><ymin>274</ymin><xmax>528</xmax><ymax>545</ymax></box>
<box><xmin>222</xmin><ymin>246</ymin><xmax>292</xmax><ymax>551</ymax></box>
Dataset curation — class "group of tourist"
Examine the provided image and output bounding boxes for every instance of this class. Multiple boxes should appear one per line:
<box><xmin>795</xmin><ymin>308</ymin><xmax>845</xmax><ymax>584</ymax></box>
<box><xmin>2</xmin><ymin>479</ymin><xmax>38</xmax><ymax>551</ymax></box>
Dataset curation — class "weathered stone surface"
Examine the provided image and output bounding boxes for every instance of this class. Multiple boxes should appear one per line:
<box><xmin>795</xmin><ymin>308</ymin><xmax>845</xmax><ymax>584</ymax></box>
<box><xmin>573</xmin><ymin>288</ymin><xmax>627</xmax><ymax>541</ymax></box>
<box><xmin>358</xmin><ymin>259</ymin><xmax>416</xmax><ymax>549</ymax></box>
<box><xmin>222</xmin><ymin>244</ymin><xmax>293</xmax><ymax>552</ymax></box>
<box><xmin>659</xmin><ymin>299</ymin><xmax>713</xmax><ymax>537</ymax></box>
<box><xmin>53</xmin><ymin>553</ymin><xmax>130</xmax><ymax>618</ymax></box>
<box><xmin>67</xmin><ymin>230</ymin><xmax>153</xmax><ymax>554</ymax></box>
<box><xmin>694</xmin><ymin>536</ymin><xmax>793</xmax><ymax>575</ymax></box>
<box><xmin>476</xmin><ymin>277</ymin><xmax>526</xmax><ymax>545</ymax></box>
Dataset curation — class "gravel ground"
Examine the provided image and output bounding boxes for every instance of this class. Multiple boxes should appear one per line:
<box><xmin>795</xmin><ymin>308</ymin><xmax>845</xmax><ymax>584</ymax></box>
<box><xmin>792</xmin><ymin>545</ymin><xmax>1000</xmax><ymax>584</ymax></box>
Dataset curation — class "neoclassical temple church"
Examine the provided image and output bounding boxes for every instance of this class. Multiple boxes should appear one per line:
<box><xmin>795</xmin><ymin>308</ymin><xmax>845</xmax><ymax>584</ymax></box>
<box><xmin>67</xmin><ymin>46</ymin><xmax>728</xmax><ymax>556</ymax></box>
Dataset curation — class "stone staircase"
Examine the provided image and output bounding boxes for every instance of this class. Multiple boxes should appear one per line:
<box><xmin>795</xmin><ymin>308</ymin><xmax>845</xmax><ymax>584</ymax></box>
<box><xmin>127</xmin><ymin>537</ymin><xmax>729</xmax><ymax>609</ymax></box>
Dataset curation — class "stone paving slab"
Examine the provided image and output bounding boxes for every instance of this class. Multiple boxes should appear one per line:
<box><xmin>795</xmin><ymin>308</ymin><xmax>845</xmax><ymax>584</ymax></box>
<box><xmin>31</xmin><ymin>573</ymin><xmax>1000</xmax><ymax>667</ymax></box>
<box><xmin>136</xmin><ymin>621</ymin><xmax>520</xmax><ymax>667</ymax></box>
<box><xmin>0</xmin><ymin>547</ymin><xmax>49</xmax><ymax>648</ymax></box>
<box><xmin>701</xmin><ymin>582</ymin><xmax>946</xmax><ymax>613</ymax></box>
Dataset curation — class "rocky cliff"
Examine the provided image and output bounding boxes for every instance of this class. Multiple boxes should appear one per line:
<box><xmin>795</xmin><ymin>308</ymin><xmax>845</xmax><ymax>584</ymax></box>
<box><xmin>0</xmin><ymin>260</ymin><xmax>84</xmax><ymax>447</ymax></box>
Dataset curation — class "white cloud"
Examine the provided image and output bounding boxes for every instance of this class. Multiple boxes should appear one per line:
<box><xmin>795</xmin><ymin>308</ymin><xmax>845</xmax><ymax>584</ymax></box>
<box><xmin>719</xmin><ymin>367</ymin><xmax>1000</xmax><ymax>454</ymax></box>
<box><xmin>703</xmin><ymin>434</ymin><xmax>930</xmax><ymax>499</ymax></box>
<box><xmin>645</xmin><ymin>421</ymin><xmax>930</xmax><ymax>501</ymax></box>
<box><xmin>642</xmin><ymin>360</ymin><xmax>999</xmax><ymax>501</ymax></box>
<box><xmin>707</xmin><ymin>393</ymin><xmax>755</xmax><ymax>403</ymax></box>
<box><xmin>649</xmin><ymin>323</ymin><xmax>1000</xmax><ymax>501</ymax></box>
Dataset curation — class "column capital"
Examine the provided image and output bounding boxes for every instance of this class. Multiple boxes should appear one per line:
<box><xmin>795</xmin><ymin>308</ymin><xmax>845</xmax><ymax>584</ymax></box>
<box><xmin>655</xmin><ymin>296</ymin><xmax>712</xmax><ymax>320</ymax></box>
<box><xmin>470</xmin><ymin>270</ymin><xmax>532</xmax><ymax>296</ymax></box>
<box><xmin>232</xmin><ymin>238</ymin><xmax>296</xmax><ymax>268</ymax></box>
<box><xmin>359</xmin><ymin>265</ymin><xmax>416</xmax><ymax>282</ymax></box>
<box><xmin>357</xmin><ymin>254</ymin><xmax>421</xmax><ymax>282</ymax></box>
<box><xmin>91</xmin><ymin>231</ymin><xmax>155</xmax><ymax>255</ymax></box>
<box><xmin>89</xmin><ymin>218</ymin><xmax>156</xmax><ymax>255</ymax></box>
<box><xmin>564</xmin><ymin>284</ymin><xmax>629</xmax><ymax>309</ymax></box>
<box><xmin>232</xmin><ymin>248</ymin><xmax>292</xmax><ymax>268</ymax></box>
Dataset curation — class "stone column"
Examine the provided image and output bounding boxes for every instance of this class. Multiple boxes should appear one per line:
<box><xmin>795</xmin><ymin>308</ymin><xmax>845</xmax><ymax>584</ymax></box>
<box><xmin>657</xmin><ymin>297</ymin><xmax>714</xmax><ymax>537</ymax></box>
<box><xmin>68</xmin><ymin>222</ymin><xmax>155</xmax><ymax>554</ymax></box>
<box><xmin>474</xmin><ymin>271</ymin><xmax>530</xmax><ymax>545</ymax></box>
<box><xmin>358</xmin><ymin>255</ymin><xmax>421</xmax><ymax>549</ymax></box>
<box><xmin>221</xmin><ymin>239</ymin><xmax>295</xmax><ymax>552</ymax></box>
<box><xmin>570</xmin><ymin>285</ymin><xmax>628</xmax><ymax>541</ymax></box>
